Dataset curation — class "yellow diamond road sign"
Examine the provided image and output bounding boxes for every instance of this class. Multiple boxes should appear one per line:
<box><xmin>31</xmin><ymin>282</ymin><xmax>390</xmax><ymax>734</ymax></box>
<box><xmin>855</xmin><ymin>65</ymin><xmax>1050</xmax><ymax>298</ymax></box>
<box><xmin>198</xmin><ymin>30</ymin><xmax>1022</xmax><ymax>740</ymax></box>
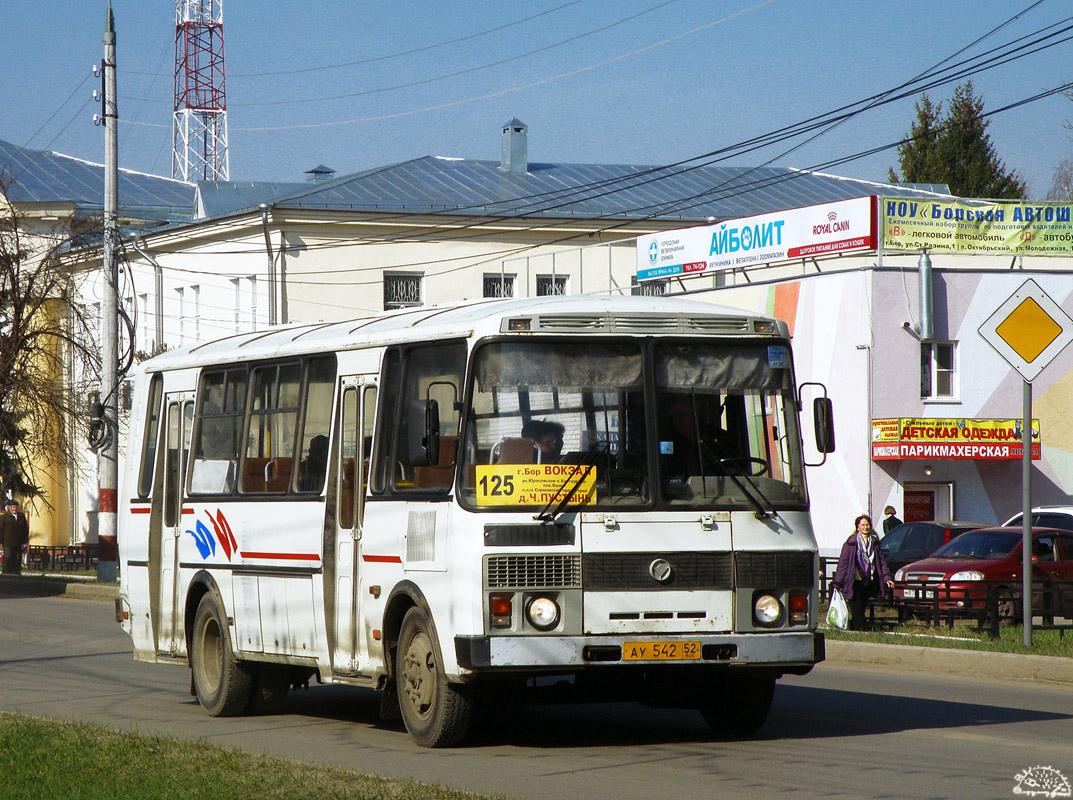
<box><xmin>979</xmin><ymin>279</ymin><xmax>1073</xmax><ymax>382</ymax></box>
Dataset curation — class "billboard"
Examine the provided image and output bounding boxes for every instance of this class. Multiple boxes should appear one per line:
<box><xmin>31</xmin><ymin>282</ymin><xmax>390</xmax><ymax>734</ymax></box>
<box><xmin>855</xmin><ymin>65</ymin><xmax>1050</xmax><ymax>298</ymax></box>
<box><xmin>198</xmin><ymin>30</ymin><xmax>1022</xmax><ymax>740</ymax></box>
<box><xmin>636</xmin><ymin>196</ymin><xmax>876</xmax><ymax>282</ymax></box>
<box><xmin>871</xmin><ymin>417</ymin><xmax>1040</xmax><ymax>461</ymax></box>
<box><xmin>882</xmin><ymin>198</ymin><xmax>1073</xmax><ymax>255</ymax></box>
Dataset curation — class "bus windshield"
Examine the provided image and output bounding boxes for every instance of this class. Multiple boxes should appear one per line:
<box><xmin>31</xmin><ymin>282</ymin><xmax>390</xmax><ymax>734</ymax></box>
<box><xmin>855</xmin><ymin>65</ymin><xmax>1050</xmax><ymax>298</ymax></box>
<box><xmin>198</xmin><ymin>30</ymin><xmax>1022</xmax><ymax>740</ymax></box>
<box><xmin>458</xmin><ymin>338</ymin><xmax>807</xmax><ymax>511</ymax></box>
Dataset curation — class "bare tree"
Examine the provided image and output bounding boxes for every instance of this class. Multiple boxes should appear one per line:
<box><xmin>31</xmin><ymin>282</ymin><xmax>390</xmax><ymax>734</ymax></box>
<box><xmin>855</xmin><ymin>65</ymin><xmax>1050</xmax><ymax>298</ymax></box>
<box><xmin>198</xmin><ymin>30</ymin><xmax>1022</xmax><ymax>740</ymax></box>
<box><xmin>0</xmin><ymin>187</ymin><xmax>101</xmax><ymax>508</ymax></box>
<box><xmin>1046</xmin><ymin>157</ymin><xmax>1073</xmax><ymax>202</ymax></box>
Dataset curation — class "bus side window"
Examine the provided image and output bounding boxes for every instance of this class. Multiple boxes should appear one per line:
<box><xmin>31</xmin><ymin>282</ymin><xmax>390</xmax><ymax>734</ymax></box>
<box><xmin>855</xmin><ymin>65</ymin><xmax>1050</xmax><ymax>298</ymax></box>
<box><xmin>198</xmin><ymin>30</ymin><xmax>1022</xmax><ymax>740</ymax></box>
<box><xmin>296</xmin><ymin>356</ymin><xmax>337</xmax><ymax>493</ymax></box>
<box><xmin>242</xmin><ymin>362</ymin><xmax>301</xmax><ymax>493</ymax></box>
<box><xmin>339</xmin><ymin>388</ymin><xmax>358</xmax><ymax>528</ymax></box>
<box><xmin>374</xmin><ymin>342</ymin><xmax>464</xmax><ymax>494</ymax></box>
<box><xmin>189</xmin><ymin>368</ymin><xmax>246</xmax><ymax>495</ymax></box>
<box><xmin>137</xmin><ymin>374</ymin><xmax>164</xmax><ymax>498</ymax></box>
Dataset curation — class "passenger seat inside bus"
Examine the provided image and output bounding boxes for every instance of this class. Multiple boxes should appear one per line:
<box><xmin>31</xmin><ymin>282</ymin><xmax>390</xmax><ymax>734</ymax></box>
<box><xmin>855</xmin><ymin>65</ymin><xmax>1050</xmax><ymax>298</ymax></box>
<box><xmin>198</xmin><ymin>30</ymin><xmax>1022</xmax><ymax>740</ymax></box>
<box><xmin>490</xmin><ymin>437</ymin><xmax>538</xmax><ymax>464</ymax></box>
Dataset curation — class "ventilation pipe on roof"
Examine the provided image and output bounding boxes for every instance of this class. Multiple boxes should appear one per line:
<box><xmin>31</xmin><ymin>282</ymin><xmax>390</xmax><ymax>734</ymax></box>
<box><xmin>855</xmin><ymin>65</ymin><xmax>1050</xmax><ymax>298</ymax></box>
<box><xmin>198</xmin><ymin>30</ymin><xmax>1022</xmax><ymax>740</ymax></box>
<box><xmin>500</xmin><ymin>117</ymin><xmax>528</xmax><ymax>173</ymax></box>
<box><xmin>918</xmin><ymin>250</ymin><xmax>933</xmax><ymax>340</ymax></box>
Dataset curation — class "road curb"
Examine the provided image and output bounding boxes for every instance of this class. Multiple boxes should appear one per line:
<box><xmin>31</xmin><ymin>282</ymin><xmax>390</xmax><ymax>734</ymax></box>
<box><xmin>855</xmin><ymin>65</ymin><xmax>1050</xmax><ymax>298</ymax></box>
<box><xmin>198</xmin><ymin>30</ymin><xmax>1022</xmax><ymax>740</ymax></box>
<box><xmin>825</xmin><ymin>639</ymin><xmax>1073</xmax><ymax>684</ymax></box>
<box><xmin>0</xmin><ymin>575</ymin><xmax>118</xmax><ymax>602</ymax></box>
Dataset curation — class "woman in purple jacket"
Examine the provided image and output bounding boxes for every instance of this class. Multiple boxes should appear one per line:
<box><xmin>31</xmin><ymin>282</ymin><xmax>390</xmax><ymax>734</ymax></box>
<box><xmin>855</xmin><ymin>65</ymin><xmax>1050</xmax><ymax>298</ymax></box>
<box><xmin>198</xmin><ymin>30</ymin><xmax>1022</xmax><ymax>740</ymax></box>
<box><xmin>833</xmin><ymin>514</ymin><xmax>894</xmax><ymax>631</ymax></box>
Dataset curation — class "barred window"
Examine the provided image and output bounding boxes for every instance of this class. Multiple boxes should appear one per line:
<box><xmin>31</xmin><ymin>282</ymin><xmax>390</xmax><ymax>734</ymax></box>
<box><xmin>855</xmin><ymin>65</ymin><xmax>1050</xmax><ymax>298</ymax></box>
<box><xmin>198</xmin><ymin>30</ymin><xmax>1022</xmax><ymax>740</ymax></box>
<box><xmin>536</xmin><ymin>274</ymin><xmax>568</xmax><ymax>296</ymax></box>
<box><xmin>483</xmin><ymin>273</ymin><xmax>516</xmax><ymax>298</ymax></box>
<box><xmin>631</xmin><ymin>277</ymin><xmax>669</xmax><ymax>296</ymax></box>
<box><xmin>384</xmin><ymin>272</ymin><xmax>423</xmax><ymax>310</ymax></box>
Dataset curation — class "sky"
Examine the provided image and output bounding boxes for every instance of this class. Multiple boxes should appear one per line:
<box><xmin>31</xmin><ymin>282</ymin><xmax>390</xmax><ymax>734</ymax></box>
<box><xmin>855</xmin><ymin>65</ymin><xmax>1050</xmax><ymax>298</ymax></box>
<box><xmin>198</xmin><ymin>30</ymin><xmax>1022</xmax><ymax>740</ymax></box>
<box><xmin>2</xmin><ymin>1</ymin><xmax>1072</xmax><ymax>198</ymax></box>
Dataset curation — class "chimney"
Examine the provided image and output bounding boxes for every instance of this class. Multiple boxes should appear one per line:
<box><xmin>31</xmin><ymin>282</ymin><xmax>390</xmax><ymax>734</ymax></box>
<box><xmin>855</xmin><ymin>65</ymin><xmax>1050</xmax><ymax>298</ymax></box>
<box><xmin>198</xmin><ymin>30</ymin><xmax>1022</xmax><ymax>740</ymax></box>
<box><xmin>305</xmin><ymin>164</ymin><xmax>336</xmax><ymax>184</ymax></box>
<box><xmin>500</xmin><ymin>118</ymin><xmax>528</xmax><ymax>173</ymax></box>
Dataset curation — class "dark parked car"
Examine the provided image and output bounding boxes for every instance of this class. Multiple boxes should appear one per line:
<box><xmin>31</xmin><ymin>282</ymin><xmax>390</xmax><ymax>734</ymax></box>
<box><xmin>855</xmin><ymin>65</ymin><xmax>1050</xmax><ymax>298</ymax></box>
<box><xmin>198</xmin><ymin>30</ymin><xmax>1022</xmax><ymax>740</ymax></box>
<box><xmin>879</xmin><ymin>521</ymin><xmax>985</xmax><ymax>574</ymax></box>
<box><xmin>893</xmin><ymin>527</ymin><xmax>1073</xmax><ymax>619</ymax></box>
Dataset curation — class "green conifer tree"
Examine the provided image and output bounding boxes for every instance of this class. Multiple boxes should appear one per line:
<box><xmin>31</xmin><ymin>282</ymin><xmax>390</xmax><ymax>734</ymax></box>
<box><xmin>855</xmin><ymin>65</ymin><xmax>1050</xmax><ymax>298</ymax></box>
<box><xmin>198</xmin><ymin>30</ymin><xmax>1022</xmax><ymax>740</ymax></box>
<box><xmin>890</xmin><ymin>81</ymin><xmax>1025</xmax><ymax>199</ymax></box>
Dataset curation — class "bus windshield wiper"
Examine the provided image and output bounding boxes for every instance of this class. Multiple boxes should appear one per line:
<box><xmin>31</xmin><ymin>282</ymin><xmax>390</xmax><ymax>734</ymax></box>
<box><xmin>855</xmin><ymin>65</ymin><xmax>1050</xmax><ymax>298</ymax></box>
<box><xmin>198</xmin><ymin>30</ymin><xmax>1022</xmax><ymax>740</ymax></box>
<box><xmin>699</xmin><ymin>437</ymin><xmax>776</xmax><ymax>521</ymax></box>
<box><xmin>534</xmin><ymin>443</ymin><xmax>606</xmax><ymax>523</ymax></box>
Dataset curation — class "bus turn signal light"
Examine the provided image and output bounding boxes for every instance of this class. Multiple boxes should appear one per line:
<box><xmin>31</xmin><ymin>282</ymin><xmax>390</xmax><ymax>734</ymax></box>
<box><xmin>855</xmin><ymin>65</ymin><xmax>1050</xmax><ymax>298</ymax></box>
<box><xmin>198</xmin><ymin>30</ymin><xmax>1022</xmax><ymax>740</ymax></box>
<box><xmin>490</xmin><ymin>594</ymin><xmax>513</xmax><ymax>628</ymax></box>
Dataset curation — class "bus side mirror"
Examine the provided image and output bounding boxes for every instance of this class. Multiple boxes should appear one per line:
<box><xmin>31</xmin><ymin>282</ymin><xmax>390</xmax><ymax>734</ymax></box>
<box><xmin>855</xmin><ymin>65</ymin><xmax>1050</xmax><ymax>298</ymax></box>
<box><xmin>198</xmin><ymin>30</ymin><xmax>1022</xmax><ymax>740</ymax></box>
<box><xmin>407</xmin><ymin>398</ymin><xmax>440</xmax><ymax>466</ymax></box>
<box><xmin>425</xmin><ymin>399</ymin><xmax>441</xmax><ymax>466</ymax></box>
<box><xmin>813</xmin><ymin>397</ymin><xmax>835</xmax><ymax>453</ymax></box>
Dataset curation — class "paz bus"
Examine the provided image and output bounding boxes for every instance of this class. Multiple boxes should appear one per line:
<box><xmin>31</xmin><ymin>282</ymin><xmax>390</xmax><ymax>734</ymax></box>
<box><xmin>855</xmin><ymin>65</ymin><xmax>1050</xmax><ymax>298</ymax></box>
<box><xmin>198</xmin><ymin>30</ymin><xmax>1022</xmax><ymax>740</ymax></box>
<box><xmin>116</xmin><ymin>293</ymin><xmax>833</xmax><ymax>747</ymax></box>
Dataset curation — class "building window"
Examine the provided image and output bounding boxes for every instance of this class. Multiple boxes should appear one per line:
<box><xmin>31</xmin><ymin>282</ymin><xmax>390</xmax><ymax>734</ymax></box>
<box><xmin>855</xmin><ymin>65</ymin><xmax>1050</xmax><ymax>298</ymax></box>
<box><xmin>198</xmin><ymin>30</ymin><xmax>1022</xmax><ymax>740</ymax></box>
<box><xmin>231</xmin><ymin>278</ymin><xmax>241</xmax><ymax>333</ymax></box>
<box><xmin>536</xmin><ymin>274</ymin><xmax>568</xmax><ymax>296</ymax></box>
<box><xmin>175</xmin><ymin>287</ymin><xmax>185</xmax><ymax>345</ymax></box>
<box><xmin>191</xmin><ymin>284</ymin><xmax>201</xmax><ymax>342</ymax></box>
<box><xmin>921</xmin><ymin>341</ymin><xmax>957</xmax><ymax>399</ymax></box>
<box><xmin>631</xmin><ymin>277</ymin><xmax>669</xmax><ymax>296</ymax></box>
<box><xmin>138</xmin><ymin>293</ymin><xmax>150</xmax><ymax>350</ymax></box>
<box><xmin>384</xmin><ymin>272</ymin><xmax>423</xmax><ymax>309</ymax></box>
<box><xmin>248</xmin><ymin>275</ymin><xmax>258</xmax><ymax>331</ymax></box>
<box><xmin>483</xmin><ymin>273</ymin><xmax>515</xmax><ymax>298</ymax></box>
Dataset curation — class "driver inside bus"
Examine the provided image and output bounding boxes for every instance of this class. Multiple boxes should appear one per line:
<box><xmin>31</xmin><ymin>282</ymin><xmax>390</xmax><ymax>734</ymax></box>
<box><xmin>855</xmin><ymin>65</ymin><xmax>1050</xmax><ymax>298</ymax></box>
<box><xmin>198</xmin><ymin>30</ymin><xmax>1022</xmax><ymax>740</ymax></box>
<box><xmin>521</xmin><ymin>419</ymin><xmax>565</xmax><ymax>462</ymax></box>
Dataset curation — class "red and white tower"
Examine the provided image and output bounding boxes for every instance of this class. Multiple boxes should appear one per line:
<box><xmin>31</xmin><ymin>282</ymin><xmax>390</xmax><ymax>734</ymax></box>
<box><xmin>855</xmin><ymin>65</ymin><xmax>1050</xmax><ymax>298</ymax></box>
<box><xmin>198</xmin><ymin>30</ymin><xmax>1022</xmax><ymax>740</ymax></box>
<box><xmin>172</xmin><ymin>0</ymin><xmax>229</xmax><ymax>181</ymax></box>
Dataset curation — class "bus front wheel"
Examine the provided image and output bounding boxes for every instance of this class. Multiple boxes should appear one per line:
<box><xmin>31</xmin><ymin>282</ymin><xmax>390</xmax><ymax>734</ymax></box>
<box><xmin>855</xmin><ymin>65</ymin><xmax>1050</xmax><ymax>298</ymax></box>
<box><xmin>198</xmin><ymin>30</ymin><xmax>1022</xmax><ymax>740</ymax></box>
<box><xmin>396</xmin><ymin>607</ymin><xmax>473</xmax><ymax>747</ymax></box>
<box><xmin>191</xmin><ymin>592</ymin><xmax>252</xmax><ymax>716</ymax></box>
<box><xmin>699</xmin><ymin>673</ymin><xmax>775</xmax><ymax>737</ymax></box>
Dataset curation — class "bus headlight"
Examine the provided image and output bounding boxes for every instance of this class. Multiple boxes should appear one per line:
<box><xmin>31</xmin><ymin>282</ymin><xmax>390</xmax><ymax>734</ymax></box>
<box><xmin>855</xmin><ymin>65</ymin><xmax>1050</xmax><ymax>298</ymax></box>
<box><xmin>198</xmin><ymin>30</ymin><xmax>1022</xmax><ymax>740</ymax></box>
<box><xmin>525</xmin><ymin>595</ymin><xmax>560</xmax><ymax>631</ymax></box>
<box><xmin>753</xmin><ymin>593</ymin><xmax>783</xmax><ymax>627</ymax></box>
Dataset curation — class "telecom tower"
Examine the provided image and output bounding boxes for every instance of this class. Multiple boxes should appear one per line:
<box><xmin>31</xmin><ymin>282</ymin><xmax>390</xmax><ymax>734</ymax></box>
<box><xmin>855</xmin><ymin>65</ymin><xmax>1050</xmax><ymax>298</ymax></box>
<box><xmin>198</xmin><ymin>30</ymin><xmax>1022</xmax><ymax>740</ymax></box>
<box><xmin>172</xmin><ymin>0</ymin><xmax>229</xmax><ymax>181</ymax></box>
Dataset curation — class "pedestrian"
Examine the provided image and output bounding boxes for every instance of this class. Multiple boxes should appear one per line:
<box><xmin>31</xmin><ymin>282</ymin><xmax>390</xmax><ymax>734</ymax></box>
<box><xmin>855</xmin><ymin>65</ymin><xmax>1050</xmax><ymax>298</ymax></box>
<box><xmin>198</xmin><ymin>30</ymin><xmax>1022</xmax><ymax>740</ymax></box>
<box><xmin>832</xmin><ymin>514</ymin><xmax>894</xmax><ymax>631</ymax></box>
<box><xmin>1</xmin><ymin>499</ymin><xmax>30</xmax><ymax>576</ymax></box>
<box><xmin>882</xmin><ymin>504</ymin><xmax>902</xmax><ymax>536</ymax></box>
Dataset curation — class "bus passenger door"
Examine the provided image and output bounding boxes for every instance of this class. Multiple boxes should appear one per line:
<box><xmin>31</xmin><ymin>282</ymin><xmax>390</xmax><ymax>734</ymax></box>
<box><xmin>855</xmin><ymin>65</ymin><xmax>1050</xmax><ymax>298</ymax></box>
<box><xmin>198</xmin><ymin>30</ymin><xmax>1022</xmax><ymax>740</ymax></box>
<box><xmin>157</xmin><ymin>393</ymin><xmax>193</xmax><ymax>656</ymax></box>
<box><xmin>333</xmin><ymin>376</ymin><xmax>378</xmax><ymax>675</ymax></box>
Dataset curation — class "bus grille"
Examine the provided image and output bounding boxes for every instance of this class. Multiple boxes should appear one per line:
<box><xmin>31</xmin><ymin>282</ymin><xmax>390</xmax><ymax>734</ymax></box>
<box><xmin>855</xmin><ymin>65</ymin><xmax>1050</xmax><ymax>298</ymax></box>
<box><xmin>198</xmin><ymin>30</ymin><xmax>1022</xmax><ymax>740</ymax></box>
<box><xmin>583</xmin><ymin>551</ymin><xmax>733</xmax><ymax>590</ymax></box>
<box><xmin>734</xmin><ymin>552</ymin><xmax>814</xmax><ymax>589</ymax></box>
<box><xmin>485</xmin><ymin>555</ymin><xmax>582</xmax><ymax>588</ymax></box>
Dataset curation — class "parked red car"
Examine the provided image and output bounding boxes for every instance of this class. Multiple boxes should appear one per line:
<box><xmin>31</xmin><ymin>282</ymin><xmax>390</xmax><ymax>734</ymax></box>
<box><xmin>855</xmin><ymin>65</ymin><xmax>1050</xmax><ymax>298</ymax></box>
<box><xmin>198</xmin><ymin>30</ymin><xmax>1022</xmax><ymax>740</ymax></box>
<box><xmin>893</xmin><ymin>527</ymin><xmax>1073</xmax><ymax>619</ymax></box>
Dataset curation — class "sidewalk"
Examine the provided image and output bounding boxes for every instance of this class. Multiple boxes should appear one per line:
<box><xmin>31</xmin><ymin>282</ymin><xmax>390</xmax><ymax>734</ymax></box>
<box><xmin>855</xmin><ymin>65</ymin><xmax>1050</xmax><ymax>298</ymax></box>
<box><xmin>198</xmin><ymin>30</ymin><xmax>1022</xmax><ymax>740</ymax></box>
<box><xmin>3</xmin><ymin>574</ymin><xmax>1070</xmax><ymax>684</ymax></box>
<box><xmin>0</xmin><ymin>573</ymin><xmax>118</xmax><ymax>602</ymax></box>
<box><xmin>824</xmin><ymin>639</ymin><xmax>1073</xmax><ymax>685</ymax></box>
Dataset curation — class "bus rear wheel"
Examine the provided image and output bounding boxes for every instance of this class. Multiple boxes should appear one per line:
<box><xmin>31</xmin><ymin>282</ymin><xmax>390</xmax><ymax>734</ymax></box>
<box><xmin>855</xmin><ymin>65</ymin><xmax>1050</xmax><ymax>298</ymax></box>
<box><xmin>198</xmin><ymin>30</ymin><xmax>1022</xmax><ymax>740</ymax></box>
<box><xmin>699</xmin><ymin>673</ymin><xmax>775</xmax><ymax>737</ymax></box>
<box><xmin>396</xmin><ymin>607</ymin><xmax>473</xmax><ymax>747</ymax></box>
<box><xmin>191</xmin><ymin>592</ymin><xmax>252</xmax><ymax>716</ymax></box>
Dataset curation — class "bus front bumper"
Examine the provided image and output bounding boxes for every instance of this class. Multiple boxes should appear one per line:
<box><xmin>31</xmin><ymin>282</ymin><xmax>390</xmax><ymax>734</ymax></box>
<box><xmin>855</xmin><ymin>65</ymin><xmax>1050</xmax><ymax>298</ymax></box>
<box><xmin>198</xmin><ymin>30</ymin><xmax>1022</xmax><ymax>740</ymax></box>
<box><xmin>455</xmin><ymin>630</ymin><xmax>824</xmax><ymax>671</ymax></box>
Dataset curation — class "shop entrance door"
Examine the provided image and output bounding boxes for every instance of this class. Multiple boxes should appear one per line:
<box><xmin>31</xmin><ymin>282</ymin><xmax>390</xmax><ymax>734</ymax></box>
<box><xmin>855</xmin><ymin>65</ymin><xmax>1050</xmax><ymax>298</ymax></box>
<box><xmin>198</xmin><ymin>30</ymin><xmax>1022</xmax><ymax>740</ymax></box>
<box><xmin>903</xmin><ymin>482</ymin><xmax>953</xmax><ymax>521</ymax></box>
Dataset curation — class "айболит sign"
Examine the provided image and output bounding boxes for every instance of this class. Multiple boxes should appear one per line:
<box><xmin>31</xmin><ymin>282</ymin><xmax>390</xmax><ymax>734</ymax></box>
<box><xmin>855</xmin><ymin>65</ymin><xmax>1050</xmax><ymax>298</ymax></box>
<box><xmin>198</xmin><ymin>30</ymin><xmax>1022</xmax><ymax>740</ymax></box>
<box><xmin>636</xmin><ymin>197</ymin><xmax>876</xmax><ymax>282</ymax></box>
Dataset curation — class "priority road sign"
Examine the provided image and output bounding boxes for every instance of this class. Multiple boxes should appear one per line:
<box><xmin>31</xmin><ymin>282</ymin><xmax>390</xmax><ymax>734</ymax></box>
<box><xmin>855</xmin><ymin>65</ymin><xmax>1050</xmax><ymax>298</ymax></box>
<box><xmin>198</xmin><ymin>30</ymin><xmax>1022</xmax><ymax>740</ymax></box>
<box><xmin>978</xmin><ymin>279</ymin><xmax>1073</xmax><ymax>383</ymax></box>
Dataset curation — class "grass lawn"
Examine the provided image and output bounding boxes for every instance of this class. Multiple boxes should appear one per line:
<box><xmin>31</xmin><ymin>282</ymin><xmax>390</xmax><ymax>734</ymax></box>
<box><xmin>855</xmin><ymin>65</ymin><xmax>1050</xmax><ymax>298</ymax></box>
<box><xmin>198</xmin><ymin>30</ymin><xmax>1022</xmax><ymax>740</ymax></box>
<box><xmin>0</xmin><ymin>712</ymin><xmax>502</xmax><ymax>800</ymax></box>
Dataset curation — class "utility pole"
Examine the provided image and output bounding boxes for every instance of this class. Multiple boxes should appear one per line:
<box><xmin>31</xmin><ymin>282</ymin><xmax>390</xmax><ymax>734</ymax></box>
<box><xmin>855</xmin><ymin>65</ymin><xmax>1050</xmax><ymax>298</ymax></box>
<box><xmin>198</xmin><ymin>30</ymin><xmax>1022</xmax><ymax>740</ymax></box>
<box><xmin>97</xmin><ymin>1</ymin><xmax>120</xmax><ymax>582</ymax></box>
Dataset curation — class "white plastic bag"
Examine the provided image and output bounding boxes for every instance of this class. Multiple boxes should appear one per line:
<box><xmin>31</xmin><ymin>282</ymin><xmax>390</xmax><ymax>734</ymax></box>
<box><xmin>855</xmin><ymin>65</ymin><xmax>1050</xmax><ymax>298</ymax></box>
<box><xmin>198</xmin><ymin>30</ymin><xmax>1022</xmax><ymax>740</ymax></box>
<box><xmin>827</xmin><ymin>589</ymin><xmax>849</xmax><ymax>630</ymax></box>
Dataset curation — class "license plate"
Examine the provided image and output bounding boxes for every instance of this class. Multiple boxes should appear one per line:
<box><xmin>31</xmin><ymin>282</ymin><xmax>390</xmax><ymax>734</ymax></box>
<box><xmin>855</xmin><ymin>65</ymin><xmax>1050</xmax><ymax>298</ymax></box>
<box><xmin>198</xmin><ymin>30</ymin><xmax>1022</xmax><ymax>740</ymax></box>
<box><xmin>903</xmin><ymin>588</ymin><xmax>933</xmax><ymax>599</ymax></box>
<box><xmin>622</xmin><ymin>641</ymin><xmax>701</xmax><ymax>661</ymax></box>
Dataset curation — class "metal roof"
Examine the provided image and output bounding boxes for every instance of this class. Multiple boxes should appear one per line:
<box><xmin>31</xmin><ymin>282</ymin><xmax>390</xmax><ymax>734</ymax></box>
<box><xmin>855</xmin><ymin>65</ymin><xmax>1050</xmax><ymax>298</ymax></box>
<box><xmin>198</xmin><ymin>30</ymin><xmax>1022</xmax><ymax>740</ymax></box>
<box><xmin>0</xmin><ymin>139</ymin><xmax>195</xmax><ymax>223</ymax></box>
<box><xmin>195</xmin><ymin>180</ymin><xmax>304</xmax><ymax>219</ymax></box>
<box><xmin>250</xmin><ymin>156</ymin><xmax>953</xmax><ymax>224</ymax></box>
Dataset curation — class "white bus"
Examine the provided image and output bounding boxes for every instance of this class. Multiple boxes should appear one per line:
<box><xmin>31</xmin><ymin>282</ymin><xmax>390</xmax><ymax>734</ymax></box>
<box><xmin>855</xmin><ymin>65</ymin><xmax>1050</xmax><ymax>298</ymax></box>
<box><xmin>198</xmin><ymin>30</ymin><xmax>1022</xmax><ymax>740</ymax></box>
<box><xmin>117</xmin><ymin>293</ymin><xmax>833</xmax><ymax>747</ymax></box>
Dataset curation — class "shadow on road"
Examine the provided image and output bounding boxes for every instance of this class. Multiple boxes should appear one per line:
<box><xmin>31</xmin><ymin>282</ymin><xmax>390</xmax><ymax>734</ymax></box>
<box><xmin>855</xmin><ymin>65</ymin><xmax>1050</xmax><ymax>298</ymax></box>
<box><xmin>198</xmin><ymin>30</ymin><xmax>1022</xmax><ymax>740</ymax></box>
<box><xmin>257</xmin><ymin>682</ymin><xmax>1072</xmax><ymax>750</ymax></box>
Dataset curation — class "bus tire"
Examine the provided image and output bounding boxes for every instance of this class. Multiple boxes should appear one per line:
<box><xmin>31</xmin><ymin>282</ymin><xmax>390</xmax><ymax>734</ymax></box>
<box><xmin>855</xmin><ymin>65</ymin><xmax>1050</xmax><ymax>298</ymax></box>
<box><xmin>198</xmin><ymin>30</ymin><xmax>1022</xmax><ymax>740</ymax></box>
<box><xmin>396</xmin><ymin>607</ymin><xmax>473</xmax><ymax>747</ymax></box>
<box><xmin>191</xmin><ymin>592</ymin><xmax>252</xmax><ymax>717</ymax></box>
<box><xmin>699</xmin><ymin>673</ymin><xmax>775</xmax><ymax>737</ymax></box>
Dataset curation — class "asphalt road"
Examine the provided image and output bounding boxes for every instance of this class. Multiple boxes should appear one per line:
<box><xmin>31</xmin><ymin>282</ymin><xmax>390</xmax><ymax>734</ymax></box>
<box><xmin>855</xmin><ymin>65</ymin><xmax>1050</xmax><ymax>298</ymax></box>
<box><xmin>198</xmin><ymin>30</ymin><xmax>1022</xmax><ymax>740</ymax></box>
<box><xmin>2</xmin><ymin>593</ymin><xmax>1071</xmax><ymax>800</ymax></box>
